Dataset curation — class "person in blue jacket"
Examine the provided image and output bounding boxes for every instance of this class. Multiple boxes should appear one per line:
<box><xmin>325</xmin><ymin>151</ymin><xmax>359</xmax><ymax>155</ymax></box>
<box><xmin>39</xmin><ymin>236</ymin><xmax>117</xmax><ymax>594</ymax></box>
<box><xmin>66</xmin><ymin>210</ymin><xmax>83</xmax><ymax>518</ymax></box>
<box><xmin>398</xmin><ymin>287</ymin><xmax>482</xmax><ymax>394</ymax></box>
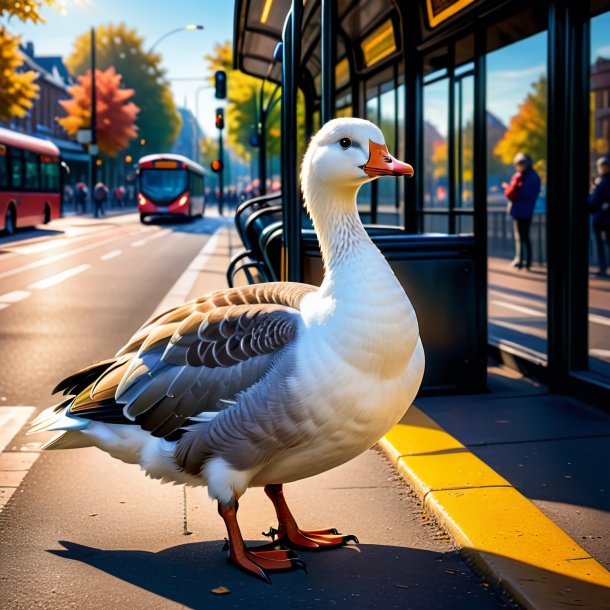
<box><xmin>588</xmin><ymin>156</ymin><xmax>610</xmax><ymax>277</ymax></box>
<box><xmin>502</xmin><ymin>153</ymin><xmax>542</xmax><ymax>270</ymax></box>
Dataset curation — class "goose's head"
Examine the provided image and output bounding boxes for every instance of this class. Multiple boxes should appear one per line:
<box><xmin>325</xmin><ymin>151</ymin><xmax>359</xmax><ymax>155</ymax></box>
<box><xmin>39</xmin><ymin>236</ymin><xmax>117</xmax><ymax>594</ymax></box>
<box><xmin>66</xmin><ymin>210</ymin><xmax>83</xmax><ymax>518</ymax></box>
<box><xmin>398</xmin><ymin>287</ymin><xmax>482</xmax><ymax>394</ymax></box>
<box><xmin>301</xmin><ymin>118</ymin><xmax>413</xmax><ymax>208</ymax></box>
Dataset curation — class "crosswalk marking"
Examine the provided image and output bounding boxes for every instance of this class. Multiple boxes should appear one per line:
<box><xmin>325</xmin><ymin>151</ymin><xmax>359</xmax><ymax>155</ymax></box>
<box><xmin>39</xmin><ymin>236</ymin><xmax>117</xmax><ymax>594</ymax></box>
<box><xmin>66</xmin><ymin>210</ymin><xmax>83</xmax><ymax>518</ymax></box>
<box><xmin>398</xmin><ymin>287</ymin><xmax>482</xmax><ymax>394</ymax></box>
<box><xmin>28</xmin><ymin>264</ymin><xmax>91</xmax><ymax>290</ymax></box>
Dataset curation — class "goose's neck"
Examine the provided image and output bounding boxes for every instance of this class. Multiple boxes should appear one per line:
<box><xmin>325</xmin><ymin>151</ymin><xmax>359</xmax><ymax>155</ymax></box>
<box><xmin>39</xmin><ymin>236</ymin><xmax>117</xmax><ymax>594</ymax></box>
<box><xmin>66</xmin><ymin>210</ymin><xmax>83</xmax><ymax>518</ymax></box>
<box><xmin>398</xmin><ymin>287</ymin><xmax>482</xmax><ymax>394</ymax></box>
<box><xmin>307</xmin><ymin>184</ymin><xmax>381</xmax><ymax>288</ymax></box>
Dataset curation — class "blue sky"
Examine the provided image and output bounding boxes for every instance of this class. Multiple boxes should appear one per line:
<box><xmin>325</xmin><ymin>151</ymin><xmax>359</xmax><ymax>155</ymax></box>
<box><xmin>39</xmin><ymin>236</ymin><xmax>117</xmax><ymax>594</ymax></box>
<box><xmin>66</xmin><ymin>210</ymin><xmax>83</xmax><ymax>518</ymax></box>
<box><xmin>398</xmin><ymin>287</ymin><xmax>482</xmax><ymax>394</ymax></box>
<box><xmin>6</xmin><ymin>0</ymin><xmax>235</xmax><ymax>135</ymax></box>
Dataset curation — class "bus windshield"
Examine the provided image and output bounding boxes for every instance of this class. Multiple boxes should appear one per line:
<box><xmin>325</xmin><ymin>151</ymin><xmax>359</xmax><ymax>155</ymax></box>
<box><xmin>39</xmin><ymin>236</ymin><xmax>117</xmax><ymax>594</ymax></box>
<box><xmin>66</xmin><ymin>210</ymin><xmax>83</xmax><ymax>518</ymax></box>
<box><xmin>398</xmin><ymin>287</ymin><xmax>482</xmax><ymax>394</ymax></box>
<box><xmin>140</xmin><ymin>169</ymin><xmax>188</xmax><ymax>203</ymax></box>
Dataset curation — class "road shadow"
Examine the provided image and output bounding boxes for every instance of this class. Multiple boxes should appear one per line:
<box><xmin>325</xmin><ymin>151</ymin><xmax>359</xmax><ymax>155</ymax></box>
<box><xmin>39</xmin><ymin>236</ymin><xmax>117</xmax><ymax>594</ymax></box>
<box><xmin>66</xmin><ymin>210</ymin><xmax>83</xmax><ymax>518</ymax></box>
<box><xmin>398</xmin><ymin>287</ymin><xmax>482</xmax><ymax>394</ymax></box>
<box><xmin>48</xmin><ymin>540</ymin><xmax>507</xmax><ymax>609</ymax></box>
<box><xmin>144</xmin><ymin>215</ymin><xmax>227</xmax><ymax>236</ymax></box>
<box><xmin>0</xmin><ymin>226</ymin><xmax>64</xmax><ymax>247</ymax></box>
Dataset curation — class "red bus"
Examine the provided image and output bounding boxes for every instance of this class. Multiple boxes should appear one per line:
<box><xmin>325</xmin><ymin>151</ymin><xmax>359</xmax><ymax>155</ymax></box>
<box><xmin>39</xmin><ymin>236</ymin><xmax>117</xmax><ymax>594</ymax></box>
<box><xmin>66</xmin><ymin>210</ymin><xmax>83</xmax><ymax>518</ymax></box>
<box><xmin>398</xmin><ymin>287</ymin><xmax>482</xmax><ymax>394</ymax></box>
<box><xmin>137</xmin><ymin>153</ymin><xmax>206</xmax><ymax>224</ymax></box>
<box><xmin>0</xmin><ymin>127</ymin><xmax>62</xmax><ymax>235</ymax></box>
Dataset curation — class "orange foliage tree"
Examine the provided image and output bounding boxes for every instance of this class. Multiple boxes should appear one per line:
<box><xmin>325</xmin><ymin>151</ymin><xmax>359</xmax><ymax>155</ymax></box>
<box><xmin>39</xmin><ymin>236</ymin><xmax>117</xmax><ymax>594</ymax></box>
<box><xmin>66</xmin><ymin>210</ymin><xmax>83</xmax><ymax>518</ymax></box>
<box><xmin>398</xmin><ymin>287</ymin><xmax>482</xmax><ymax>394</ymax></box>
<box><xmin>494</xmin><ymin>76</ymin><xmax>547</xmax><ymax>180</ymax></box>
<box><xmin>58</xmin><ymin>67</ymin><xmax>139</xmax><ymax>157</ymax></box>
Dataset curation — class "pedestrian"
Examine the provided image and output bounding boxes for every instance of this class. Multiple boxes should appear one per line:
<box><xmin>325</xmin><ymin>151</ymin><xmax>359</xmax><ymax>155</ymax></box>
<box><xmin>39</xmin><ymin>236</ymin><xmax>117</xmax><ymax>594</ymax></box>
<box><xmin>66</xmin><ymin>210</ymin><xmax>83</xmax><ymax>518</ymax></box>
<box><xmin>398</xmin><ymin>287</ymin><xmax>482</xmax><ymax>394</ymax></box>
<box><xmin>74</xmin><ymin>181</ymin><xmax>88</xmax><ymax>214</ymax></box>
<box><xmin>502</xmin><ymin>152</ymin><xmax>541</xmax><ymax>270</ymax></box>
<box><xmin>113</xmin><ymin>185</ymin><xmax>125</xmax><ymax>208</ymax></box>
<box><xmin>93</xmin><ymin>181</ymin><xmax>109</xmax><ymax>218</ymax></box>
<box><xmin>588</xmin><ymin>156</ymin><xmax>610</xmax><ymax>277</ymax></box>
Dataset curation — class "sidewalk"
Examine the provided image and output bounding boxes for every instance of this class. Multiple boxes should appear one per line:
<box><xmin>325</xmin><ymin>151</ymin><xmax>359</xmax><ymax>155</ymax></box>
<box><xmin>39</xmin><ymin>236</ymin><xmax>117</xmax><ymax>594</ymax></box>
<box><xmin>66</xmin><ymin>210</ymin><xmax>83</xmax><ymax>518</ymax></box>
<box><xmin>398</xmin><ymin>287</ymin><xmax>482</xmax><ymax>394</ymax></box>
<box><xmin>191</xmin><ymin>221</ymin><xmax>610</xmax><ymax>609</ymax></box>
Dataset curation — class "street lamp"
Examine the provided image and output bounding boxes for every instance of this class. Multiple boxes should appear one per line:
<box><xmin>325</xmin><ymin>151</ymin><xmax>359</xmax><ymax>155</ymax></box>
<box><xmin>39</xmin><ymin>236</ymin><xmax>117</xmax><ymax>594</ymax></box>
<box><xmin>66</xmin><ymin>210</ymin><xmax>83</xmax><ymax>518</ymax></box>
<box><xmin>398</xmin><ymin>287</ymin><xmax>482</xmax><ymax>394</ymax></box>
<box><xmin>149</xmin><ymin>25</ymin><xmax>204</xmax><ymax>53</ymax></box>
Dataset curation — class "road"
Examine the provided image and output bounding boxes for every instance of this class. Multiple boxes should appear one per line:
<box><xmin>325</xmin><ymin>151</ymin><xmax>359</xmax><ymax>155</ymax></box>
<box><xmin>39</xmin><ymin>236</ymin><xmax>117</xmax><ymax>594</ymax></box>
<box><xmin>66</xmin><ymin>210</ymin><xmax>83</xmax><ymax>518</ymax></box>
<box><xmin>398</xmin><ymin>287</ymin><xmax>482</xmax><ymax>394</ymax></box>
<box><xmin>0</xmin><ymin>213</ymin><xmax>512</xmax><ymax>609</ymax></box>
<box><xmin>489</xmin><ymin>257</ymin><xmax>610</xmax><ymax>364</ymax></box>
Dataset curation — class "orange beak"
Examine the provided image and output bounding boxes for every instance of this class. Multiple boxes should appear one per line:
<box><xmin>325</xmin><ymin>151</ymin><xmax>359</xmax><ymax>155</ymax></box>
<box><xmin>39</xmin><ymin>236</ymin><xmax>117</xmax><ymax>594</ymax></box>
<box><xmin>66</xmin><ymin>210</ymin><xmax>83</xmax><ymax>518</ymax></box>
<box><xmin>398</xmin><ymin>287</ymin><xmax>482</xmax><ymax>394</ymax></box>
<box><xmin>361</xmin><ymin>139</ymin><xmax>414</xmax><ymax>177</ymax></box>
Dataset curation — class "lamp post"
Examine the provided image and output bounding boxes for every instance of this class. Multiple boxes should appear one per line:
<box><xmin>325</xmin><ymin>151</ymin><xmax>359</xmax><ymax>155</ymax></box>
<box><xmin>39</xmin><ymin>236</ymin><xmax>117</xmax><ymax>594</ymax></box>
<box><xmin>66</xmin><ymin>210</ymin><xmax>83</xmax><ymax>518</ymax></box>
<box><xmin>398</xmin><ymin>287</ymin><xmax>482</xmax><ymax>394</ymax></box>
<box><xmin>149</xmin><ymin>25</ymin><xmax>204</xmax><ymax>53</ymax></box>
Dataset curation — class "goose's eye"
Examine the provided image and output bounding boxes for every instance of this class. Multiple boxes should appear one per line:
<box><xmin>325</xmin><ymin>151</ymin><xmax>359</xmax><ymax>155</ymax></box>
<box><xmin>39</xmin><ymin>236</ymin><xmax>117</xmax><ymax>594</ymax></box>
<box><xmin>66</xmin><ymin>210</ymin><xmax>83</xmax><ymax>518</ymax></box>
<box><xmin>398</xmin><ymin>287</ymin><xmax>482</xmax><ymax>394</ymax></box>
<box><xmin>339</xmin><ymin>137</ymin><xmax>352</xmax><ymax>150</ymax></box>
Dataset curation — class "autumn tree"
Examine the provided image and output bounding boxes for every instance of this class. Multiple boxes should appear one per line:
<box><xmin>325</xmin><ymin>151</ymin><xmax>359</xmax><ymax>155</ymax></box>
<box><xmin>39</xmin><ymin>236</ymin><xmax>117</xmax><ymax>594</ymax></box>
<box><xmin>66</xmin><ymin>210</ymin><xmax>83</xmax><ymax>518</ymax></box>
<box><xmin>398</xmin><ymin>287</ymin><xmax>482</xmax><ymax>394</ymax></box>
<box><xmin>58</xmin><ymin>67</ymin><xmax>139</xmax><ymax>157</ymax></box>
<box><xmin>65</xmin><ymin>23</ymin><xmax>180</xmax><ymax>154</ymax></box>
<box><xmin>494</xmin><ymin>76</ymin><xmax>547</xmax><ymax>180</ymax></box>
<box><xmin>0</xmin><ymin>0</ymin><xmax>57</xmax><ymax>121</ymax></box>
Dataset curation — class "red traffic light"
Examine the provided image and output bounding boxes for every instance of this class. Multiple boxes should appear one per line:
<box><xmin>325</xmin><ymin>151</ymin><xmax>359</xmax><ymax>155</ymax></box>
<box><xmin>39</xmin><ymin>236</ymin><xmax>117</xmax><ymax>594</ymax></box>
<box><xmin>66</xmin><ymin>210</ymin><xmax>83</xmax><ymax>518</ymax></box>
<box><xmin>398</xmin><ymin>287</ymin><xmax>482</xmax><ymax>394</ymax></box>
<box><xmin>211</xmin><ymin>159</ymin><xmax>223</xmax><ymax>173</ymax></box>
<box><xmin>215</xmin><ymin>108</ymin><xmax>225</xmax><ymax>130</ymax></box>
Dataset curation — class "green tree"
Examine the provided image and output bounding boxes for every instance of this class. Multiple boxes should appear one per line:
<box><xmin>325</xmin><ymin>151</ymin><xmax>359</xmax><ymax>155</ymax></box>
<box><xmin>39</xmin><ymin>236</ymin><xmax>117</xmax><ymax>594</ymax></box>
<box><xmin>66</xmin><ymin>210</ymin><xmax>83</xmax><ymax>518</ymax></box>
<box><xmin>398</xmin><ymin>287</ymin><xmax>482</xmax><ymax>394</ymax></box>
<box><xmin>65</xmin><ymin>23</ymin><xmax>181</xmax><ymax>155</ymax></box>
<box><xmin>494</xmin><ymin>76</ymin><xmax>547</xmax><ymax>180</ymax></box>
<box><xmin>204</xmin><ymin>41</ymin><xmax>284</xmax><ymax>161</ymax></box>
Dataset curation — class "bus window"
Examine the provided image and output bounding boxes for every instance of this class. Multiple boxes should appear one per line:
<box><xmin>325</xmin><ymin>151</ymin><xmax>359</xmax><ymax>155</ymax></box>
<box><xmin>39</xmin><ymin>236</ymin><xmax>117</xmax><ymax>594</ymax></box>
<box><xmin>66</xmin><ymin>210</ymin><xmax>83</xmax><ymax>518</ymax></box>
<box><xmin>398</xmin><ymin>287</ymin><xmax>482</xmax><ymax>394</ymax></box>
<box><xmin>10</xmin><ymin>147</ymin><xmax>23</xmax><ymax>190</ymax></box>
<box><xmin>0</xmin><ymin>145</ymin><xmax>7</xmax><ymax>189</ymax></box>
<box><xmin>140</xmin><ymin>169</ymin><xmax>187</xmax><ymax>202</ymax></box>
<box><xmin>40</xmin><ymin>157</ymin><xmax>59</xmax><ymax>192</ymax></box>
<box><xmin>24</xmin><ymin>151</ymin><xmax>39</xmax><ymax>191</ymax></box>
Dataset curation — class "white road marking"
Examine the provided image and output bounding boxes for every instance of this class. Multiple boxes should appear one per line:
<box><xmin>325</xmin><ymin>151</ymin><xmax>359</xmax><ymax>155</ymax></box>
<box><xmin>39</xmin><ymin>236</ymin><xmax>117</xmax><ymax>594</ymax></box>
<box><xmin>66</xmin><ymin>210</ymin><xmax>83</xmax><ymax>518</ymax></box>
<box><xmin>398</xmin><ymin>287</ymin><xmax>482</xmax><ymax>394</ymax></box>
<box><xmin>0</xmin><ymin>407</ymin><xmax>41</xmax><ymax>511</ymax></box>
<box><xmin>490</xmin><ymin>299</ymin><xmax>545</xmax><ymax>317</ymax></box>
<box><xmin>0</xmin><ymin>290</ymin><xmax>31</xmax><ymax>303</ymax></box>
<box><xmin>28</xmin><ymin>264</ymin><xmax>91</xmax><ymax>290</ymax></box>
<box><xmin>131</xmin><ymin>228</ymin><xmax>171</xmax><ymax>248</ymax></box>
<box><xmin>0</xmin><ymin>407</ymin><xmax>36</xmax><ymax>453</ymax></box>
<box><xmin>100</xmin><ymin>249</ymin><xmax>122</xmax><ymax>261</ymax></box>
<box><xmin>589</xmin><ymin>314</ymin><xmax>610</xmax><ymax>328</ymax></box>
<box><xmin>0</xmin><ymin>230</ymin><xmax>140</xmax><ymax>281</ymax></box>
<box><xmin>149</xmin><ymin>226</ymin><xmax>226</xmax><ymax>320</ymax></box>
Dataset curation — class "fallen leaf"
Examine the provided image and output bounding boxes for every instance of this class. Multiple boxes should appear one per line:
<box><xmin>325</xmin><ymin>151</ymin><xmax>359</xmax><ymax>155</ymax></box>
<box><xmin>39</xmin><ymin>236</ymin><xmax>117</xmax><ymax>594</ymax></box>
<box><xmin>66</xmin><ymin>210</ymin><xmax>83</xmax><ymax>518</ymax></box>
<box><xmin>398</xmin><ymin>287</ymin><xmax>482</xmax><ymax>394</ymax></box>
<box><xmin>211</xmin><ymin>586</ymin><xmax>230</xmax><ymax>595</ymax></box>
<box><xmin>89</xmin><ymin>513</ymin><xmax>98</xmax><ymax>517</ymax></box>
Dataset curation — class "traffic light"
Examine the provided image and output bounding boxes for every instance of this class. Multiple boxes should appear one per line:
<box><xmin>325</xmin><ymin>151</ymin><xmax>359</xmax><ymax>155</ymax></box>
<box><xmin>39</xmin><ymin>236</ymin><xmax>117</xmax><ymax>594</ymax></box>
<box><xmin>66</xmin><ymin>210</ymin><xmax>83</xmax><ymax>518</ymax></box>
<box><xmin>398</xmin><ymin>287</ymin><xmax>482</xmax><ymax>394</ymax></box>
<box><xmin>215</xmin><ymin>108</ymin><xmax>225</xmax><ymax>130</ymax></box>
<box><xmin>215</xmin><ymin>70</ymin><xmax>227</xmax><ymax>99</ymax></box>
<box><xmin>211</xmin><ymin>159</ymin><xmax>223</xmax><ymax>173</ymax></box>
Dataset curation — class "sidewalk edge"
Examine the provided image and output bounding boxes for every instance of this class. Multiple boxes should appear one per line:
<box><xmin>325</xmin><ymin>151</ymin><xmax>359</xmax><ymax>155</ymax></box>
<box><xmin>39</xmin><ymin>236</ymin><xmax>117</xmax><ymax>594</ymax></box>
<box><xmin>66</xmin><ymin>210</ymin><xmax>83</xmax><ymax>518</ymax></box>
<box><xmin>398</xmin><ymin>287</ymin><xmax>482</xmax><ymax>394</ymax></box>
<box><xmin>378</xmin><ymin>406</ymin><xmax>610</xmax><ymax>610</ymax></box>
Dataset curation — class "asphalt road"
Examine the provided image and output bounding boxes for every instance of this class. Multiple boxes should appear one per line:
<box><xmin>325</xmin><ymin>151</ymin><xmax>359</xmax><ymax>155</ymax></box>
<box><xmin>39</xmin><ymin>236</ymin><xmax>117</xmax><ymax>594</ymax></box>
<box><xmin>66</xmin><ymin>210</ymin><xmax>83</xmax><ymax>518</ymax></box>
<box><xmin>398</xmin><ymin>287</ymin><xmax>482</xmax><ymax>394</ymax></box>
<box><xmin>489</xmin><ymin>257</ymin><xmax>610</xmax><ymax>365</ymax></box>
<box><xmin>0</xmin><ymin>213</ymin><xmax>512</xmax><ymax>609</ymax></box>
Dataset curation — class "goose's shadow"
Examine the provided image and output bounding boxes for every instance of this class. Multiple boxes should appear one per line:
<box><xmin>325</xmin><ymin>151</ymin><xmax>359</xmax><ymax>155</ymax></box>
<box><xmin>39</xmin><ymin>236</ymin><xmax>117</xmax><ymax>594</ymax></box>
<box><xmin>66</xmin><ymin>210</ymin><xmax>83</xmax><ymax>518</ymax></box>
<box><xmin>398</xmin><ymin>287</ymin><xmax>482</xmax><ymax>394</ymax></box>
<box><xmin>48</xmin><ymin>539</ymin><xmax>500</xmax><ymax>609</ymax></box>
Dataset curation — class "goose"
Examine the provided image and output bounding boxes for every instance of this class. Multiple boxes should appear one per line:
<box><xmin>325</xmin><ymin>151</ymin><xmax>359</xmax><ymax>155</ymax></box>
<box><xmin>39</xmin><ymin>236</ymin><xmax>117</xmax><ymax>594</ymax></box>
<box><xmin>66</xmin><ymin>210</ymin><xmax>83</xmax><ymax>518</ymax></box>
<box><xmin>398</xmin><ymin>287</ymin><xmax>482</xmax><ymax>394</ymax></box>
<box><xmin>29</xmin><ymin>117</ymin><xmax>425</xmax><ymax>581</ymax></box>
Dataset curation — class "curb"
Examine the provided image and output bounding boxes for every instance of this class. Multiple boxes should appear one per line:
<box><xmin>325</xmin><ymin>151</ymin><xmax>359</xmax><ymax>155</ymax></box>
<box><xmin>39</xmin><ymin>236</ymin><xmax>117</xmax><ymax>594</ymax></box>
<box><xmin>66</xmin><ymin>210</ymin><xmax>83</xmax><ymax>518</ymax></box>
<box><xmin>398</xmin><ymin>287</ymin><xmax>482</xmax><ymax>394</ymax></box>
<box><xmin>379</xmin><ymin>406</ymin><xmax>610</xmax><ymax>610</ymax></box>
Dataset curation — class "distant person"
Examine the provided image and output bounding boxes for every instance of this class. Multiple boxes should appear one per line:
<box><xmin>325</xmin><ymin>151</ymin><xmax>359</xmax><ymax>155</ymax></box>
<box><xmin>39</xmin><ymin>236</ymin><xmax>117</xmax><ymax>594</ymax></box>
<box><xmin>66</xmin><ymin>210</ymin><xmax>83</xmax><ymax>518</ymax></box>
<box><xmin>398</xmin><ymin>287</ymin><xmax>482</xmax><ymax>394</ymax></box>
<box><xmin>502</xmin><ymin>153</ymin><xmax>541</xmax><ymax>270</ymax></box>
<box><xmin>63</xmin><ymin>184</ymin><xmax>74</xmax><ymax>208</ymax></box>
<box><xmin>588</xmin><ymin>156</ymin><xmax>610</xmax><ymax>277</ymax></box>
<box><xmin>74</xmin><ymin>182</ymin><xmax>88</xmax><ymax>214</ymax></box>
<box><xmin>93</xmin><ymin>182</ymin><xmax>109</xmax><ymax>218</ymax></box>
<box><xmin>113</xmin><ymin>185</ymin><xmax>126</xmax><ymax>209</ymax></box>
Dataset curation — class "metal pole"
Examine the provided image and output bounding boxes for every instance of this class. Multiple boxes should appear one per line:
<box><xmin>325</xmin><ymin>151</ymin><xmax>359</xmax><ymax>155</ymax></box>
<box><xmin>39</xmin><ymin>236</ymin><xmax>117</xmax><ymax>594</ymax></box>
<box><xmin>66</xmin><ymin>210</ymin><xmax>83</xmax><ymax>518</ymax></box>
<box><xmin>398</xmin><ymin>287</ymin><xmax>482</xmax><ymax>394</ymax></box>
<box><xmin>259</xmin><ymin>78</ymin><xmax>267</xmax><ymax>196</ymax></box>
<box><xmin>90</xmin><ymin>27</ymin><xmax>97</xmax><ymax>207</ymax></box>
<box><xmin>281</xmin><ymin>3</ymin><xmax>303</xmax><ymax>282</ymax></box>
<box><xmin>218</xmin><ymin>127</ymin><xmax>224</xmax><ymax>214</ymax></box>
<box><xmin>321</xmin><ymin>0</ymin><xmax>336</xmax><ymax>124</ymax></box>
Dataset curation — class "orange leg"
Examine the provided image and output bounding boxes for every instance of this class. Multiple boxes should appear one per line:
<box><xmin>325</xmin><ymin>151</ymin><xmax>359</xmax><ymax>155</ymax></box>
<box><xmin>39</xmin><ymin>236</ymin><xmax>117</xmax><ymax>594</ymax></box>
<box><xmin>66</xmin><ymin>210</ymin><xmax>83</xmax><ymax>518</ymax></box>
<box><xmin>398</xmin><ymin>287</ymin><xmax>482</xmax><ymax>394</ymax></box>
<box><xmin>218</xmin><ymin>500</ymin><xmax>306</xmax><ymax>582</ymax></box>
<box><xmin>263</xmin><ymin>484</ymin><xmax>359</xmax><ymax>550</ymax></box>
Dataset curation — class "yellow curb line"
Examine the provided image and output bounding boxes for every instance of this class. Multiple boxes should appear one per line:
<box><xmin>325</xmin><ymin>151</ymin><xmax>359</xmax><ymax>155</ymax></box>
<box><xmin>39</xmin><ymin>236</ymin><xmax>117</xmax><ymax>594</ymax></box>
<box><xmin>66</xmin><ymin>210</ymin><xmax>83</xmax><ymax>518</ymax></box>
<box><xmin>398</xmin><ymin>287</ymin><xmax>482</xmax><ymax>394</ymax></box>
<box><xmin>379</xmin><ymin>406</ymin><xmax>610</xmax><ymax>610</ymax></box>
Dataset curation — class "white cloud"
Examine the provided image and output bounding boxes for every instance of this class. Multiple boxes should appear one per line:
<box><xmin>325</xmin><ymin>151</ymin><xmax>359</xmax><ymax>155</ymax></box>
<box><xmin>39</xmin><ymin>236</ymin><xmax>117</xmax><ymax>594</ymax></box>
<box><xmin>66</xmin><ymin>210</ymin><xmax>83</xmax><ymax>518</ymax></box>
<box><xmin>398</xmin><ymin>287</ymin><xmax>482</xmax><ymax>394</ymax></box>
<box><xmin>492</xmin><ymin>64</ymin><xmax>545</xmax><ymax>80</ymax></box>
<box><xmin>594</xmin><ymin>45</ymin><xmax>610</xmax><ymax>60</ymax></box>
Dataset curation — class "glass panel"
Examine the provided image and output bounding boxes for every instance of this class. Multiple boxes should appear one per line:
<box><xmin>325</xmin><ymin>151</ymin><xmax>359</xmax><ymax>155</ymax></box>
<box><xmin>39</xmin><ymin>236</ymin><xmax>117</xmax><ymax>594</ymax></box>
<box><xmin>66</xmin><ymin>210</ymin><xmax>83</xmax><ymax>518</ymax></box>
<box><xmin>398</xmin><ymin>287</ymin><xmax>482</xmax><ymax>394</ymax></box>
<box><xmin>423</xmin><ymin>78</ymin><xmax>449</xmax><ymax>214</ymax></box>
<box><xmin>424</xmin><ymin>213</ymin><xmax>449</xmax><ymax>233</ymax></box>
<box><xmin>588</xmin><ymin>9</ymin><xmax>610</xmax><ymax>376</ymax></box>
<box><xmin>486</xmin><ymin>31</ymin><xmax>548</xmax><ymax>359</ymax></box>
<box><xmin>357</xmin><ymin>94</ymin><xmax>379</xmax><ymax>219</ymax></box>
<box><xmin>455</xmin><ymin>74</ymin><xmax>474</xmax><ymax>209</ymax></box>
<box><xmin>361</xmin><ymin>19</ymin><xmax>396</xmax><ymax>68</ymax></box>
<box><xmin>378</xmin><ymin>86</ymin><xmax>398</xmax><ymax>225</ymax></box>
<box><xmin>397</xmin><ymin>84</ymin><xmax>406</xmax><ymax>228</ymax></box>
